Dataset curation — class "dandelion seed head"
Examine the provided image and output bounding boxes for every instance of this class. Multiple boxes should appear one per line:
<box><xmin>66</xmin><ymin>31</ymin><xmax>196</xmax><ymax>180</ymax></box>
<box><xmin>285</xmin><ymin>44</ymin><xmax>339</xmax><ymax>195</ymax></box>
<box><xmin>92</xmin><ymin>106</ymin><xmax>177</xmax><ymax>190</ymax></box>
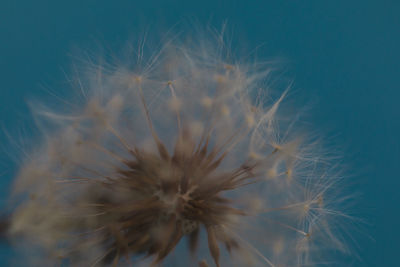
<box><xmin>4</xmin><ymin>31</ymin><xmax>355</xmax><ymax>267</ymax></box>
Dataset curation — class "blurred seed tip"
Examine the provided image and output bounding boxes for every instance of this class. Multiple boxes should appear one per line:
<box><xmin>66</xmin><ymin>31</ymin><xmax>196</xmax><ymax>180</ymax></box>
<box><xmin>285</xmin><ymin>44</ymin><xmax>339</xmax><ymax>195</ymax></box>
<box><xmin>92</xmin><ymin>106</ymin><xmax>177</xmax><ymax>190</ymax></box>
<box><xmin>0</xmin><ymin>216</ymin><xmax>9</xmax><ymax>240</ymax></box>
<box><xmin>2</xmin><ymin>27</ymin><xmax>358</xmax><ymax>267</ymax></box>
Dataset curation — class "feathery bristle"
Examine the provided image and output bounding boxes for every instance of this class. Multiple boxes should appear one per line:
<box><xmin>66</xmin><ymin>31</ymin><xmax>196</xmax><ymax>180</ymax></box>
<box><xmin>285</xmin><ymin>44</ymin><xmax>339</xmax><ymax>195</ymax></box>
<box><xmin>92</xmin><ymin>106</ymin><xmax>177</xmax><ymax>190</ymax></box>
<box><xmin>5</xmin><ymin>33</ymin><xmax>353</xmax><ymax>267</ymax></box>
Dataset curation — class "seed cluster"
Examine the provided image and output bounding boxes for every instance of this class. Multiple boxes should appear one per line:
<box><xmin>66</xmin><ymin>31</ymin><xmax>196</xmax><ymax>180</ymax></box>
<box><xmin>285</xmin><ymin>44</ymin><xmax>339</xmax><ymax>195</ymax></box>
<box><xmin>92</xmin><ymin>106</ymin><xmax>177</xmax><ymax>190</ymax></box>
<box><xmin>6</xmin><ymin>37</ymin><xmax>351</xmax><ymax>267</ymax></box>
<box><xmin>81</xmin><ymin>128</ymin><xmax>256</xmax><ymax>266</ymax></box>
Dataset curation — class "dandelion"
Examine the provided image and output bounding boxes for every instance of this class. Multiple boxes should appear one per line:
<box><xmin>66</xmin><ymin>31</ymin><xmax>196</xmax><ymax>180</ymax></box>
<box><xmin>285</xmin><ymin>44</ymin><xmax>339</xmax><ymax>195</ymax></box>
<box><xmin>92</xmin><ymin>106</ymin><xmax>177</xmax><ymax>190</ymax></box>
<box><xmin>3</xmin><ymin>32</ymin><xmax>352</xmax><ymax>266</ymax></box>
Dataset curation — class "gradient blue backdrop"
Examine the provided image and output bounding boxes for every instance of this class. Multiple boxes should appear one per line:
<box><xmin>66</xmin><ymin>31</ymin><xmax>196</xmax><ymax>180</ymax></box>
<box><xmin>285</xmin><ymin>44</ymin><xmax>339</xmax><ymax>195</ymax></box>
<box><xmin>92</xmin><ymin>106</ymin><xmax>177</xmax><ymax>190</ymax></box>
<box><xmin>0</xmin><ymin>1</ymin><xmax>398</xmax><ymax>266</ymax></box>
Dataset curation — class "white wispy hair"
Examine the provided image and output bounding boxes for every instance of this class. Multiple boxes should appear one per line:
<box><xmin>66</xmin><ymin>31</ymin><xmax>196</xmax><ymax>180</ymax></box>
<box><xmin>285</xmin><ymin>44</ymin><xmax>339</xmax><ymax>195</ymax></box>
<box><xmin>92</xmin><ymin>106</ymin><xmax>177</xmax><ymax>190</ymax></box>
<box><xmin>6</xmin><ymin>30</ymin><xmax>354</xmax><ymax>267</ymax></box>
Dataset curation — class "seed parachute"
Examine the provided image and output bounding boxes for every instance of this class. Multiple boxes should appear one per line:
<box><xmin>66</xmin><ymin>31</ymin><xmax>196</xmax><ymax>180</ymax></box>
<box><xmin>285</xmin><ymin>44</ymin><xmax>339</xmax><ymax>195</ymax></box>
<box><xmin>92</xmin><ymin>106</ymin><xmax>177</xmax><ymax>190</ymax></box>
<box><xmin>4</xmin><ymin>33</ymin><xmax>352</xmax><ymax>267</ymax></box>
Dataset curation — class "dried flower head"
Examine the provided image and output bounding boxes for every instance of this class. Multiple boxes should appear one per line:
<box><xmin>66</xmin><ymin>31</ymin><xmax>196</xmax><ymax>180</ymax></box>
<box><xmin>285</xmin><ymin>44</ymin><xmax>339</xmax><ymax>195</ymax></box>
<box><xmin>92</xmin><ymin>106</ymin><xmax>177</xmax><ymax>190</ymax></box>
<box><xmin>5</xmin><ymin>33</ymin><xmax>352</xmax><ymax>266</ymax></box>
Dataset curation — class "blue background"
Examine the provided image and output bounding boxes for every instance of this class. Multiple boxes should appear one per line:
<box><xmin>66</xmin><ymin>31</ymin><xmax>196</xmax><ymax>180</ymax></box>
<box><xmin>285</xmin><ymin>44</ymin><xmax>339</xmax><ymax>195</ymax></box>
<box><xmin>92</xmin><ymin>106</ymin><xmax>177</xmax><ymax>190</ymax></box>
<box><xmin>0</xmin><ymin>1</ymin><xmax>399</xmax><ymax>266</ymax></box>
